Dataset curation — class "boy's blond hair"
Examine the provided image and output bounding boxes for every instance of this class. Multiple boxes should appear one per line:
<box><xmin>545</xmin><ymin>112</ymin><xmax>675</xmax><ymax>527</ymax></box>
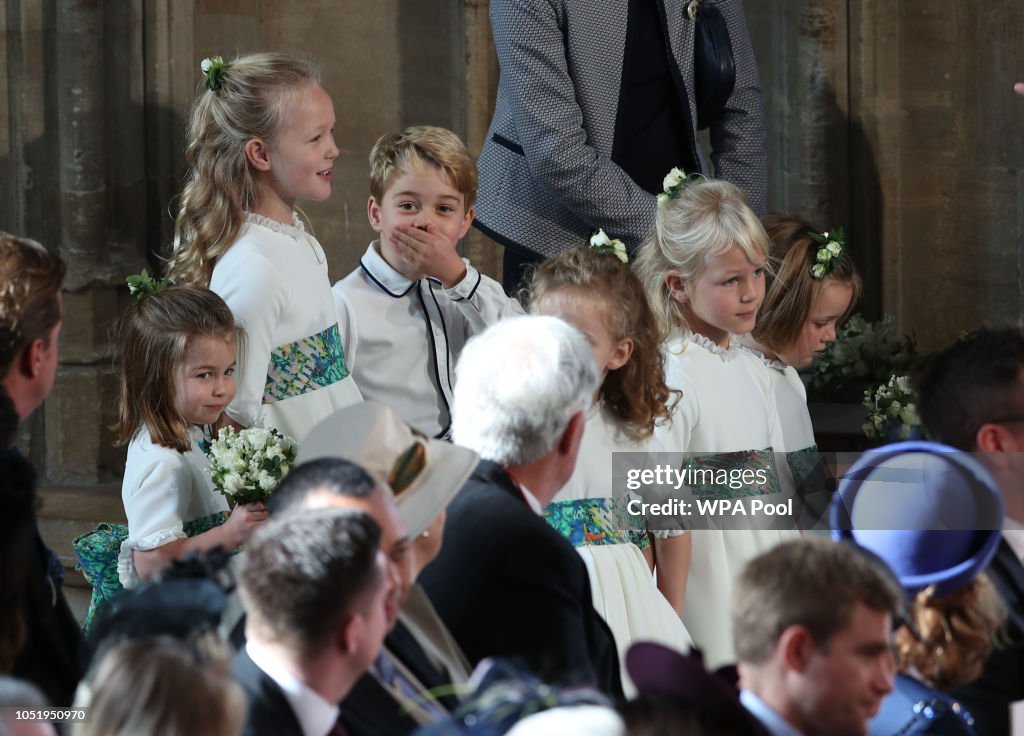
<box><xmin>369</xmin><ymin>126</ymin><xmax>478</xmax><ymax>210</ymax></box>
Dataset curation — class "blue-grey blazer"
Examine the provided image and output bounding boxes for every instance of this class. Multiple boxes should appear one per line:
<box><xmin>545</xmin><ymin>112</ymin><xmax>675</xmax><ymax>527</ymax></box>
<box><xmin>475</xmin><ymin>0</ymin><xmax>768</xmax><ymax>258</ymax></box>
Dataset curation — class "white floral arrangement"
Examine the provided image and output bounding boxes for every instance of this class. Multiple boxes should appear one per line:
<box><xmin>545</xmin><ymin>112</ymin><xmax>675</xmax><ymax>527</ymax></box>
<box><xmin>589</xmin><ymin>228</ymin><xmax>628</xmax><ymax>263</ymax></box>
<box><xmin>656</xmin><ymin>167</ymin><xmax>705</xmax><ymax>207</ymax></box>
<box><xmin>205</xmin><ymin>426</ymin><xmax>298</xmax><ymax>505</ymax></box>
<box><xmin>863</xmin><ymin>375</ymin><xmax>923</xmax><ymax>443</ymax></box>
<box><xmin>808</xmin><ymin>227</ymin><xmax>846</xmax><ymax>280</ymax></box>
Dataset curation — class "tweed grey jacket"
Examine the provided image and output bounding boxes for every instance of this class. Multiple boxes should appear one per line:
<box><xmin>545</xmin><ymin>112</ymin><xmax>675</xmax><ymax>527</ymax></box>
<box><xmin>475</xmin><ymin>0</ymin><xmax>767</xmax><ymax>258</ymax></box>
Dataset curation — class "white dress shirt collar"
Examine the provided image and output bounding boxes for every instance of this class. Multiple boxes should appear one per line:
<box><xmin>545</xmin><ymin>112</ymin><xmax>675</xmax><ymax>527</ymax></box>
<box><xmin>246</xmin><ymin>640</ymin><xmax>339</xmax><ymax>736</ymax></box>
<box><xmin>520</xmin><ymin>484</ymin><xmax>543</xmax><ymax>514</ymax></box>
<box><xmin>1003</xmin><ymin>516</ymin><xmax>1024</xmax><ymax>564</ymax></box>
<box><xmin>740</xmin><ymin>689</ymin><xmax>804</xmax><ymax>736</ymax></box>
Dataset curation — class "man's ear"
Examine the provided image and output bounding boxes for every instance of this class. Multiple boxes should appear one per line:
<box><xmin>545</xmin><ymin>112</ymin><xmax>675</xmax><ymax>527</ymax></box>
<box><xmin>337</xmin><ymin>613</ymin><xmax>362</xmax><ymax>656</ymax></box>
<box><xmin>976</xmin><ymin>424</ymin><xmax>1020</xmax><ymax>457</ymax></box>
<box><xmin>558</xmin><ymin>410</ymin><xmax>586</xmax><ymax>458</ymax></box>
<box><xmin>367</xmin><ymin>197</ymin><xmax>384</xmax><ymax>233</ymax></box>
<box><xmin>245</xmin><ymin>138</ymin><xmax>272</xmax><ymax>172</ymax></box>
<box><xmin>778</xmin><ymin>624</ymin><xmax>815</xmax><ymax>674</ymax></box>
<box><xmin>20</xmin><ymin>338</ymin><xmax>45</xmax><ymax>379</ymax></box>
<box><xmin>664</xmin><ymin>272</ymin><xmax>687</xmax><ymax>304</ymax></box>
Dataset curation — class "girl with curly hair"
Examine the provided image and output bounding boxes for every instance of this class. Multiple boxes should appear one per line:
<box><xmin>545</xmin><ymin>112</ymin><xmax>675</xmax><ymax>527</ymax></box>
<box><xmin>527</xmin><ymin>244</ymin><xmax>691</xmax><ymax>694</ymax></box>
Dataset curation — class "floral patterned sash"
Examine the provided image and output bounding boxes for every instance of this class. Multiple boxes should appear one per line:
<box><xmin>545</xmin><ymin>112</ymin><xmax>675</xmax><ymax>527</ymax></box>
<box><xmin>544</xmin><ymin>497</ymin><xmax>650</xmax><ymax>550</ymax></box>
<box><xmin>263</xmin><ymin>323</ymin><xmax>350</xmax><ymax>404</ymax></box>
<box><xmin>679</xmin><ymin>448</ymin><xmax>781</xmax><ymax>499</ymax></box>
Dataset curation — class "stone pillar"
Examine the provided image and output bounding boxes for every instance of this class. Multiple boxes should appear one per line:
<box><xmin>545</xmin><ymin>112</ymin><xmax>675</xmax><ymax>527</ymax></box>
<box><xmin>46</xmin><ymin>0</ymin><xmax>144</xmax><ymax>487</ymax></box>
<box><xmin>462</xmin><ymin>0</ymin><xmax>502</xmax><ymax>280</ymax></box>
<box><xmin>848</xmin><ymin>0</ymin><xmax>1024</xmax><ymax>347</ymax></box>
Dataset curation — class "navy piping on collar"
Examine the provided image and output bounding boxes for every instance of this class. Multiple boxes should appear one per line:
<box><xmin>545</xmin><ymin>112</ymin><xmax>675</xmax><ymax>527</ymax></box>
<box><xmin>449</xmin><ymin>267</ymin><xmax>482</xmax><ymax>302</ymax></box>
<box><xmin>416</xmin><ymin>284</ymin><xmax>453</xmax><ymax>440</ymax></box>
<box><xmin>359</xmin><ymin>257</ymin><xmax>416</xmax><ymax>298</ymax></box>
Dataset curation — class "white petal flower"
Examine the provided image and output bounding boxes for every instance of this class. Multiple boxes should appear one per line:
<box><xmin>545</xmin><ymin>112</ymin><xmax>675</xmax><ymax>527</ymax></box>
<box><xmin>609</xmin><ymin>240</ymin><xmax>628</xmax><ymax>263</ymax></box>
<box><xmin>201</xmin><ymin>58</ymin><xmax>212</xmax><ymax>73</ymax></box>
<box><xmin>590</xmin><ymin>229</ymin><xmax>611</xmax><ymax>247</ymax></box>
<box><xmin>224</xmin><ymin>472</ymin><xmax>245</xmax><ymax>494</ymax></box>
<box><xmin>663</xmin><ymin>167</ymin><xmax>686</xmax><ymax>191</ymax></box>
<box><xmin>827</xmin><ymin>241</ymin><xmax>842</xmax><ymax>256</ymax></box>
<box><xmin>258</xmin><ymin>470</ymin><xmax>277</xmax><ymax>491</ymax></box>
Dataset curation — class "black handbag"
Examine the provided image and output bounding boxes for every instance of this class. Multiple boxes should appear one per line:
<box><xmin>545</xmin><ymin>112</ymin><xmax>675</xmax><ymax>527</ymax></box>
<box><xmin>688</xmin><ymin>0</ymin><xmax>736</xmax><ymax>130</ymax></box>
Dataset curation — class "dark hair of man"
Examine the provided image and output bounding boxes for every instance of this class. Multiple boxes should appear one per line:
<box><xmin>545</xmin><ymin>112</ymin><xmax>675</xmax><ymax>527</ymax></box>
<box><xmin>268</xmin><ymin>457</ymin><xmax>378</xmax><ymax>515</ymax></box>
<box><xmin>916</xmin><ymin>326</ymin><xmax>1024</xmax><ymax>450</ymax></box>
<box><xmin>237</xmin><ymin>509</ymin><xmax>382</xmax><ymax>661</ymax></box>
<box><xmin>732</xmin><ymin>538</ymin><xmax>902</xmax><ymax>666</ymax></box>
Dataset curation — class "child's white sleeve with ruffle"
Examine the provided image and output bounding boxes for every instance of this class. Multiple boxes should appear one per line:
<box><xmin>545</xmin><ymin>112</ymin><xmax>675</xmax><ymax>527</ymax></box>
<box><xmin>118</xmin><ymin>442</ymin><xmax>191</xmax><ymax>589</ymax></box>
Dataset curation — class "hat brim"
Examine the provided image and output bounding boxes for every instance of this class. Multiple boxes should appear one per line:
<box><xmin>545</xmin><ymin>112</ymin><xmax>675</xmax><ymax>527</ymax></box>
<box><xmin>395</xmin><ymin>439</ymin><xmax>478</xmax><ymax>537</ymax></box>
<box><xmin>831</xmin><ymin>440</ymin><xmax>1004</xmax><ymax>597</ymax></box>
<box><xmin>297</xmin><ymin>402</ymin><xmax>479</xmax><ymax>537</ymax></box>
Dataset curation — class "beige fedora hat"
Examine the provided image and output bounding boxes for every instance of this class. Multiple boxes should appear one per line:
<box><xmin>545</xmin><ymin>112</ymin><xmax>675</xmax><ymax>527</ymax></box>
<box><xmin>298</xmin><ymin>401</ymin><xmax>479</xmax><ymax>537</ymax></box>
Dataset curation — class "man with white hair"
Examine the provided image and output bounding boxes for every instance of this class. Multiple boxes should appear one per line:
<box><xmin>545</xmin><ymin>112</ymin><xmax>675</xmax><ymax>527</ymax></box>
<box><xmin>419</xmin><ymin>315</ymin><xmax>622</xmax><ymax>695</ymax></box>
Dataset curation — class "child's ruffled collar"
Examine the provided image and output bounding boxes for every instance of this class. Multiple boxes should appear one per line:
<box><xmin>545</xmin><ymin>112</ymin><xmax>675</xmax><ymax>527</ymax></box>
<box><xmin>736</xmin><ymin>342</ymin><xmax>787</xmax><ymax>373</ymax></box>
<box><xmin>244</xmin><ymin>211</ymin><xmax>306</xmax><ymax>239</ymax></box>
<box><xmin>686</xmin><ymin>332</ymin><xmax>740</xmax><ymax>361</ymax></box>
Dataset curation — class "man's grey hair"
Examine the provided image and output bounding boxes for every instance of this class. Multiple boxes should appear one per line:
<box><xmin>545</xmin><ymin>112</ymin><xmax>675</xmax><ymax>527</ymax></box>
<box><xmin>453</xmin><ymin>315</ymin><xmax>599</xmax><ymax>465</ymax></box>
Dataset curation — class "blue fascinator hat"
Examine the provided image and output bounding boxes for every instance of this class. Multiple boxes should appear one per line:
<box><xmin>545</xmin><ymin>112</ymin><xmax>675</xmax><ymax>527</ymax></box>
<box><xmin>831</xmin><ymin>440</ymin><xmax>1004</xmax><ymax>598</ymax></box>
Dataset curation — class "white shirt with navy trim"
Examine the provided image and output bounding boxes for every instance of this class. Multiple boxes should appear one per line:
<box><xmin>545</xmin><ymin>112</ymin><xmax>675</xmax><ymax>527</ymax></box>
<box><xmin>334</xmin><ymin>242</ymin><xmax>523</xmax><ymax>439</ymax></box>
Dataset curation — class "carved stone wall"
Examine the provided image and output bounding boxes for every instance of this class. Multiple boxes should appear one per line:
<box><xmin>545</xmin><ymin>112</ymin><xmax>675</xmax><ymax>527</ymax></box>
<box><xmin>747</xmin><ymin>0</ymin><xmax>1024</xmax><ymax>347</ymax></box>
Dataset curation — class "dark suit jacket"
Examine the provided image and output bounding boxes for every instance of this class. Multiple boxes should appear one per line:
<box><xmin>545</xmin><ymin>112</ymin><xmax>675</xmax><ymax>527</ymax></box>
<box><xmin>231</xmin><ymin>649</ymin><xmax>305</xmax><ymax>736</ymax></box>
<box><xmin>5</xmin><ymin>448</ymin><xmax>83</xmax><ymax>707</ymax></box>
<box><xmin>418</xmin><ymin>460</ymin><xmax>622</xmax><ymax>696</ymax></box>
<box><xmin>949</xmin><ymin>539</ymin><xmax>1024</xmax><ymax>736</ymax></box>
<box><xmin>340</xmin><ymin>621</ymin><xmax>459</xmax><ymax>736</ymax></box>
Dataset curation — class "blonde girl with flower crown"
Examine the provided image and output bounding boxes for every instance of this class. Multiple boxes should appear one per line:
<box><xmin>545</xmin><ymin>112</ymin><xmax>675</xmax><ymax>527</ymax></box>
<box><xmin>528</xmin><ymin>244</ymin><xmax>692</xmax><ymax>694</ymax></box>
<box><xmin>634</xmin><ymin>176</ymin><xmax>799</xmax><ymax>668</ymax></box>
<box><xmin>164</xmin><ymin>53</ymin><xmax>361</xmax><ymax>443</ymax></box>
<box><xmin>739</xmin><ymin>215</ymin><xmax>861</xmax><ymax>529</ymax></box>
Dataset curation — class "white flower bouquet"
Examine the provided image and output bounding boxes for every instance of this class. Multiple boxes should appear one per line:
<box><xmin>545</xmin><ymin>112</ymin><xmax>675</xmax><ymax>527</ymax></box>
<box><xmin>205</xmin><ymin>426</ymin><xmax>298</xmax><ymax>505</ymax></box>
<box><xmin>862</xmin><ymin>375</ymin><xmax>923</xmax><ymax>444</ymax></box>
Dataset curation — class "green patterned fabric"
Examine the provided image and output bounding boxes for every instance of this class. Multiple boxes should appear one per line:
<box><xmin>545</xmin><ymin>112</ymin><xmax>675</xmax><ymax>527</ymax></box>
<box><xmin>543</xmin><ymin>497</ymin><xmax>648</xmax><ymax>550</ymax></box>
<box><xmin>262</xmin><ymin>323</ymin><xmax>350</xmax><ymax>403</ymax></box>
<box><xmin>72</xmin><ymin>511</ymin><xmax>229</xmax><ymax>631</ymax></box>
<box><xmin>786</xmin><ymin>445</ymin><xmax>819</xmax><ymax>485</ymax></box>
<box><xmin>680</xmin><ymin>448</ymin><xmax>781</xmax><ymax>499</ymax></box>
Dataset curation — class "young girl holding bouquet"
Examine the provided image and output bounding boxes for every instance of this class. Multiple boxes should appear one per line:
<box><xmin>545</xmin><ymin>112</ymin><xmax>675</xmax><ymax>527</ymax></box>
<box><xmin>164</xmin><ymin>52</ymin><xmax>361</xmax><ymax>442</ymax></box>
<box><xmin>634</xmin><ymin>175</ymin><xmax>799</xmax><ymax>668</ymax></box>
<box><xmin>529</xmin><ymin>244</ymin><xmax>691</xmax><ymax>693</ymax></box>
<box><xmin>113</xmin><ymin>284</ymin><xmax>267</xmax><ymax>589</ymax></box>
<box><xmin>739</xmin><ymin>215</ymin><xmax>861</xmax><ymax>527</ymax></box>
